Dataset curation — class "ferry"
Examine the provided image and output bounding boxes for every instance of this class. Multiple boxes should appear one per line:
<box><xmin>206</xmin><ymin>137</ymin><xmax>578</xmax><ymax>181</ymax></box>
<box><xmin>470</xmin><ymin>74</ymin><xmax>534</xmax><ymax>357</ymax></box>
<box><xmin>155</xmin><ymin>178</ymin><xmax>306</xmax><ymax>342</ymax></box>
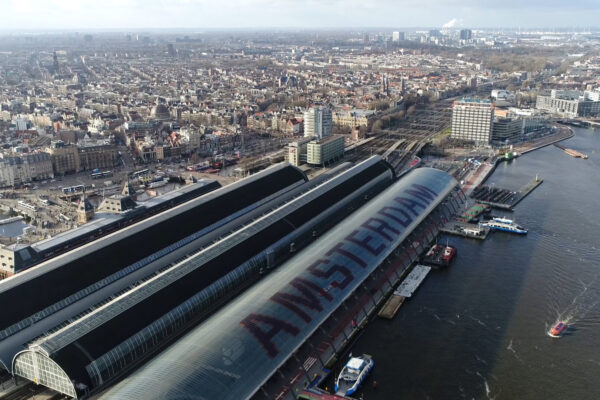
<box><xmin>549</xmin><ymin>321</ymin><xmax>567</xmax><ymax>338</ymax></box>
<box><xmin>484</xmin><ymin>218</ymin><xmax>527</xmax><ymax>234</ymax></box>
<box><xmin>334</xmin><ymin>354</ymin><xmax>374</xmax><ymax>396</ymax></box>
<box><xmin>492</xmin><ymin>217</ymin><xmax>513</xmax><ymax>224</ymax></box>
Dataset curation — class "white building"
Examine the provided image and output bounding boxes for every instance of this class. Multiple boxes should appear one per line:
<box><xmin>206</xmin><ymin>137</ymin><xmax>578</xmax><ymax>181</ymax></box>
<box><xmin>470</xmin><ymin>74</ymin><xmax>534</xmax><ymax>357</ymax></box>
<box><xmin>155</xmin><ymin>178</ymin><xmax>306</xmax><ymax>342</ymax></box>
<box><xmin>304</xmin><ymin>106</ymin><xmax>333</xmax><ymax>140</ymax></box>
<box><xmin>536</xmin><ymin>89</ymin><xmax>600</xmax><ymax>118</ymax></box>
<box><xmin>451</xmin><ymin>99</ymin><xmax>494</xmax><ymax>145</ymax></box>
<box><xmin>0</xmin><ymin>152</ymin><xmax>54</xmax><ymax>187</ymax></box>
<box><xmin>491</xmin><ymin>90</ymin><xmax>516</xmax><ymax>106</ymax></box>
<box><xmin>584</xmin><ymin>88</ymin><xmax>600</xmax><ymax>102</ymax></box>
<box><xmin>392</xmin><ymin>31</ymin><xmax>405</xmax><ymax>42</ymax></box>
<box><xmin>307</xmin><ymin>136</ymin><xmax>345</xmax><ymax>166</ymax></box>
<box><xmin>284</xmin><ymin>137</ymin><xmax>313</xmax><ymax>167</ymax></box>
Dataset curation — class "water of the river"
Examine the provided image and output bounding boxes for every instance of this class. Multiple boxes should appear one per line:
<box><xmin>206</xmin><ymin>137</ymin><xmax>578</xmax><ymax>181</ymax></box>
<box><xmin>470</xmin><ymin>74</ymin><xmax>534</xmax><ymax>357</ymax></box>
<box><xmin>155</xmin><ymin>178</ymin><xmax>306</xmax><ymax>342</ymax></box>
<box><xmin>343</xmin><ymin>127</ymin><xmax>600</xmax><ymax>400</ymax></box>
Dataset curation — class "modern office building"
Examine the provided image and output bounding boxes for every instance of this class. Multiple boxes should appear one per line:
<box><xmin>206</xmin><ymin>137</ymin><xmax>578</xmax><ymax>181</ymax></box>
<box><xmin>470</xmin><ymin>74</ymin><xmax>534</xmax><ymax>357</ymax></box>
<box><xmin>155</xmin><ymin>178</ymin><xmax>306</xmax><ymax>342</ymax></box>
<box><xmin>492</xmin><ymin>117</ymin><xmax>523</xmax><ymax>143</ymax></box>
<box><xmin>460</xmin><ymin>29</ymin><xmax>473</xmax><ymax>40</ymax></box>
<box><xmin>306</xmin><ymin>135</ymin><xmax>345</xmax><ymax>166</ymax></box>
<box><xmin>284</xmin><ymin>137</ymin><xmax>312</xmax><ymax>166</ymax></box>
<box><xmin>451</xmin><ymin>99</ymin><xmax>494</xmax><ymax>145</ymax></box>
<box><xmin>303</xmin><ymin>106</ymin><xmax>332</xmax><ymax>140</ymax></box>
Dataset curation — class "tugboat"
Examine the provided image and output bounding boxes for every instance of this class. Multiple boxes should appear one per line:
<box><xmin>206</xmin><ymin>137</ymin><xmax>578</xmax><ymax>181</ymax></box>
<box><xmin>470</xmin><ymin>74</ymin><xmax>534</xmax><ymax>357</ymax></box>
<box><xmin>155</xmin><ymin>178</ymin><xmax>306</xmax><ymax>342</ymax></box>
<box><xmin>548</xmin><ymin>321</ymin><xmax>567</xmax><ymax>338</ymax></box>
<box><xmin>484</xmin><ymin>217</ymin><xmax>527</xmax><ymax>235</ymax></box>
<box><xmin>334</xmin><ymin>354</ymin><xmax>374</xmax><ymax>396</ymax></box>
<box><xmin>442</xmin><ymin>245</ymin><xmax>456</xmax><ymax>264</ymax></box>
<box><xmin>421</xmin><ymin>243</ymin><xmax>456</xmax><ymax>267</ymax></box>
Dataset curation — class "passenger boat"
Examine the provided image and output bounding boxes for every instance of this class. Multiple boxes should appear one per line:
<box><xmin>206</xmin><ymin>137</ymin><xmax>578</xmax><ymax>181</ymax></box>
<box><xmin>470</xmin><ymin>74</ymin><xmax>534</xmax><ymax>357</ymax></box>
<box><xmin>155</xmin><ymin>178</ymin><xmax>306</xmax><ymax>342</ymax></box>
<box><xmin>484</xmin><ymin>217</ymin><xmax>527</xmax><ymax>234</ymax></box>
<box><xmin>334</xmin><ymin>354</ymin><xmax>374</xmax><ymax>396</ymax></box>
<box><xmin>549</xmin><ymin>321</ymin><xmax>567</xmax><ymax>338</ymax></box>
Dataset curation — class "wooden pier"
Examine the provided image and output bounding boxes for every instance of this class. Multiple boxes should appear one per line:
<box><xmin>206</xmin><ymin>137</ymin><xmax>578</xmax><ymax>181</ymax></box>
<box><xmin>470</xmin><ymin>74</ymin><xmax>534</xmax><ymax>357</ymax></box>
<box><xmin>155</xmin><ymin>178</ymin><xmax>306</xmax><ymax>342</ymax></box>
<box><xmin>554</xmin><ymin>143</ymin><xmax>588</xmax><ymax>159</ymax></box>
<box><xmin>470</xmin><ymin>176</ymin><xmax>543</xmax><ymax>210</ymax></box>
<box><xmin>378</xmin><ymin>294</ymin><xmax>405</xmax><ymax>319</ymax></box>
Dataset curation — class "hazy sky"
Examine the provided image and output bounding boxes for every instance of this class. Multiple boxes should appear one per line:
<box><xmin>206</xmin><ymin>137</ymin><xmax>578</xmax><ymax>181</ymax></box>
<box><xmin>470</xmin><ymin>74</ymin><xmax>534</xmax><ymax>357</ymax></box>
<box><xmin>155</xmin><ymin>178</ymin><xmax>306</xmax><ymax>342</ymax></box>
<box><xmin>2</xmin><ymin>0</ymin><xmax>599</xmax><ymax>30</ymax></box>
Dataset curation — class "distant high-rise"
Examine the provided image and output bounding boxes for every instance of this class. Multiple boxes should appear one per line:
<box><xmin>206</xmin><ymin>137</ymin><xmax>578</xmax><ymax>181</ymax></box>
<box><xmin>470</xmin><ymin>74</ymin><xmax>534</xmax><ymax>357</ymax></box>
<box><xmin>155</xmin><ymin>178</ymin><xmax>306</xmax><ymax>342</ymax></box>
<box><xmin>53</xmin><ymin>51</ymin><xmax>59</xmax><ymax>74</ymax></box>
<box><xmin>304</xmin><ymin>106</ymin><xmax>333</xmax><ymax>140</ymax></box>
<box><xmin>451</xmin><ymin>99</ymin><xmax>494</xmax><ymax>145</ymax></box>
<box><xmin>167</xmin><ymin>43</ymin><xmax>176</xmax><ymax>57</ymax></box>
<box><xmin>460</xmin><ymin>29</ymin><xmax>473</xmax><ymax>40</ymax></box>
<box><xmin>392</xmin><ymin>31</ymin><xmax>405</xmax><ymax>42</ymax></box>
<box><xmin>400</xmin><ymin>75</ymin><xmax>406</xmax><ymax>95</ymax></box>
<box><xmin>429</xmin><ymin>29</ymin><xmax>442</xmax><ymax>38</ymax></box>
<box><xmin>381</xmin><ymin>74</ymin><xmax>389</xmax><ymax>95</ymax></box>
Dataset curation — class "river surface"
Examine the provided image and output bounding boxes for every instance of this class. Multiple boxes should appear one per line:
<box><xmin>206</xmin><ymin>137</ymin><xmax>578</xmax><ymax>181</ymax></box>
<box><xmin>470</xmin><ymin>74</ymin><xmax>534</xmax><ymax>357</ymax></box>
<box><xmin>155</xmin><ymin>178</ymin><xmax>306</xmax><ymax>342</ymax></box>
<box><xmin>339</xmin><ymin>127</ymin><xmax>600</xmax><ymax>400</ymax></box>
<box><xmin>0</xmin><ymin>214</ymin><xmax>28</xmax><ymax>237</ymax></box>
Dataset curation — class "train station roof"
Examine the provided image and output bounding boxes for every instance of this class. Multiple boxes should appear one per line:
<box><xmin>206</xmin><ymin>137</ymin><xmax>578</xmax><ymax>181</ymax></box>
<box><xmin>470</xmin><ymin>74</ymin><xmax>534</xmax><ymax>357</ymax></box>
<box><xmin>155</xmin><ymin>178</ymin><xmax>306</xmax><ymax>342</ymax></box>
<box><xmin>99</xmin><ymin>168</ymin><xmax>458</xmax><ymax>400</ymax></box>
<box><xmin>0</xmin><ymin>164</ymin><xmax>307</xmax><ymax>369</ymax></box>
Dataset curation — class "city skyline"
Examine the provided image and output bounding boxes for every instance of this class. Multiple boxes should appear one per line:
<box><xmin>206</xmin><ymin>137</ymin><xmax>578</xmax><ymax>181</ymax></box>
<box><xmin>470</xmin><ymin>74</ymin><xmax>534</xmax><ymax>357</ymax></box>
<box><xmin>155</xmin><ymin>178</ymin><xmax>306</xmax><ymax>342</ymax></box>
<box><xmin>2</xmin><ymin>0</ymin><xmax>600</xmax><ymax>30</ymax></box>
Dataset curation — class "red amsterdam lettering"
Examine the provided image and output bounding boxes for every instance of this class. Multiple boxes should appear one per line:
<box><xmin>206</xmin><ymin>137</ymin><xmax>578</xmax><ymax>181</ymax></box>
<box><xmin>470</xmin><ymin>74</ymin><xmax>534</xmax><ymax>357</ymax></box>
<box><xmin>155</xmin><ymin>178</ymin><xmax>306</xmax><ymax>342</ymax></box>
<box><xmin>240</xmin><ymin>313</ymin><xmax>300</xmax><ymax>358</ymax></box>
<box><xmin>406</xmin><ymin>184</ymin><xmax>437</xmax><ymax>204</ymax></box>
<box><xmin>378</xmin><ymin>206</ymin><xmax>412</xmax><ymax>228</ymax></box>
<box><xmin>307</xmin><ymin>259</ymin><xmax>354</xmax><ymax>290</ymax></box>
<box><xmin>270</xmin><ymin>277</ymin><xmax>332</xmax><ymax>323</ymax></box>
<box><xmin>362</xmin><ymin>217</ymin><xmax>399</xmax><ymax>242</ymax></box>
<box><xmin>394</xmin><ymin>196</ymin><xmax>426</xmax><ymax>217</ymax></box>
<box><xmin>346</xmin><ymin>229</ymin><xmax>385</xmax><ymax>256</ymax></box>
<box><xmin>326</xmin><ymin>242</ymin><xmax>366</xmax><ymax>268</ymax></box>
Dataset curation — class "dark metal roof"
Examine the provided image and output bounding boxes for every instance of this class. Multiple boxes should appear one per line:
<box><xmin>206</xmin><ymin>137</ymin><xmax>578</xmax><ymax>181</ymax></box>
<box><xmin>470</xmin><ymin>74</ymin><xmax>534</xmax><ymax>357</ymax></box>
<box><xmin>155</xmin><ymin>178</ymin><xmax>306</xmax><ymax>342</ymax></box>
<box><xmin>24</xmin><ymin>158</ymin><xmax>394</xmax><ymax>393</ymax></box>
<box><xmin>24</xmin><ymin>179</ymin><xmax>221</xmax><ymax>262</ymax></box>
<box><xmin>0</xmin><ymin>164</ymin><xmax>307</xmax><ymax>342</ymax></box>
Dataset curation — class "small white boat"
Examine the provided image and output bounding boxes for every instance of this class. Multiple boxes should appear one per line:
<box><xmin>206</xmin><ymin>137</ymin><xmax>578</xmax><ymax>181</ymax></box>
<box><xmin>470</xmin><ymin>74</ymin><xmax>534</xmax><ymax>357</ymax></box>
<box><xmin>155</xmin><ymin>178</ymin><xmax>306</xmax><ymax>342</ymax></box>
<box><xmin>334</xmin><ymin>354</ymin><xmax>374</xmax><ymax>396</ymax></box>
<box><xmin>483</xmin><ymin>218</ymin><xmax>527</xmax><ymax>234</ymax></box>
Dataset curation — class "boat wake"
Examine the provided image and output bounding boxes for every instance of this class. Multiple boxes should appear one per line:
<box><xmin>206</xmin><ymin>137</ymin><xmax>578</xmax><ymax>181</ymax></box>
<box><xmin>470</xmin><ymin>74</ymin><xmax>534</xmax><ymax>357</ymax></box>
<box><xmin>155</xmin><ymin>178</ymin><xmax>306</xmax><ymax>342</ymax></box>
<box><xmin>506</xmin><ymin>339</ymin><xmax>524</xmax><ymax>363</ymax></box>
<box><xmin>548</xmin><ymin>266</ymin><xmax>600</xmax><ymax>334</ymax></box>
<box><xmin>475</xmin><ymin>371</ymin><xmax>492</xmax><ymax>399</ymax></box>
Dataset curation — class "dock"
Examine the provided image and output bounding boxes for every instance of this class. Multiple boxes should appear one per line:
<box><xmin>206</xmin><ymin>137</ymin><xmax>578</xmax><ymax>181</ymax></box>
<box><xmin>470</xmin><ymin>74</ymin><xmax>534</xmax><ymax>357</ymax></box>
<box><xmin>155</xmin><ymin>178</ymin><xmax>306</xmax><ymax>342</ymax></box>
<box><xmin>378</xmin><ymin>294</ymin><xmax>405</xmax><ymax>319</ymax></box>
<box><xmin>378</xmin><ymin>265</ymin><xmax>431</xmax><ymax>319</ymax></box>
<box><xmin>470</xmin><ymin>176</ymin><xmax>543</xmax><ymax>210</ymax></box>
<box><xmin>456</xmin><ymin>203</ymin><xmax>490</xmax><ymax>223</ymax></box>
<box><xmin>554</xmin><ymin>143</ymin><xmax>588</xmax><ymax>159</ymax></box>
<box><xmin>395</xmin><ymin>265</ymin><xmax>431</xmax><ymax>297</ymax></box>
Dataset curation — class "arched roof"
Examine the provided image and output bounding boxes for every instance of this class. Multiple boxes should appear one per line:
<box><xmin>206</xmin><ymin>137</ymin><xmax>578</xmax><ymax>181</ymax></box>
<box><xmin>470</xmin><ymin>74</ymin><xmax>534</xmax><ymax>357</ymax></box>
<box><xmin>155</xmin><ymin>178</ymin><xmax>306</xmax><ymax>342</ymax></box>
<box><xmin>17</xmin><ymin>158</ymin><xmax>394</xmax><ymax>396</ymax></box>
<box><xmin>0</xmin><ymin>164</ymin><xmax>307</xmax><ymax>370</ymax></box>
<box><xmin>99</xmin><ymin>168</ymin><xmax>458</xmax><ymax>400</ymax></box>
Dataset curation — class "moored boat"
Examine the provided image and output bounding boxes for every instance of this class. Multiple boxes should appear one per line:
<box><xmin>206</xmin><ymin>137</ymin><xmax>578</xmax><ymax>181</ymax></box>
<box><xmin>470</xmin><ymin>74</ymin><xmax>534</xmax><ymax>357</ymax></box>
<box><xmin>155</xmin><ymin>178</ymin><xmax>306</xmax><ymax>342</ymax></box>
<box><xmin>483</xmin><ymin>218</ymin><xmax>527</xmax><ymax>234</ymax></box>
<box><xmin>334</xmin><ymin>354</ymin><xmax>374</xmax><ymax>396</ymax></box>
<box><xmin>442</xmin><ymin>245</ymin><xmax>456</xmax><ymax>263</ymax></box>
